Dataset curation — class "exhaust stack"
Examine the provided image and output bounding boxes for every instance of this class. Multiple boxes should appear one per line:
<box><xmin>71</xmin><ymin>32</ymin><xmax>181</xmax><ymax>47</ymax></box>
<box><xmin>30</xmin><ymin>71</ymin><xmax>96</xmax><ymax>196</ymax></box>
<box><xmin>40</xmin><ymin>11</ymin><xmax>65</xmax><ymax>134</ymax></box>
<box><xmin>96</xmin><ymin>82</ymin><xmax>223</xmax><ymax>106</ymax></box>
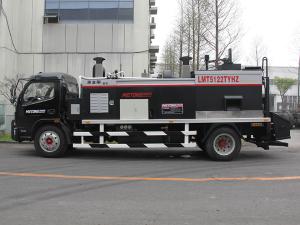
<box><xmin>180</xmin><ymin>56</ymin><xmax>193</xmax><ymax>78</ymax></box>
<box><xmin>93</xmin><ymin>57</ymin><xmax>106</xmax><ymax>77</ymax></box>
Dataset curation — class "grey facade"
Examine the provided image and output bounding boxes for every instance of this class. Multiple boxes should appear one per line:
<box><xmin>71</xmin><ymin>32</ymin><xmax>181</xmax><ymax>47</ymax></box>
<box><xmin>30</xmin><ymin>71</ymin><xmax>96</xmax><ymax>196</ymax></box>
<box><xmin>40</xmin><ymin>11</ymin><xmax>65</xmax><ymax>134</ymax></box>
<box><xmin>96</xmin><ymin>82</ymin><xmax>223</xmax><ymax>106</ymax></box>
<box><xmin>0</xmin><ymin>0</ymin><xmax>158</xmax><ymax>79</ymax></box>
<box><xmin>0</xmin><ymin>0</ymin><xmax>159</xmax><ymax>130</ymax></box>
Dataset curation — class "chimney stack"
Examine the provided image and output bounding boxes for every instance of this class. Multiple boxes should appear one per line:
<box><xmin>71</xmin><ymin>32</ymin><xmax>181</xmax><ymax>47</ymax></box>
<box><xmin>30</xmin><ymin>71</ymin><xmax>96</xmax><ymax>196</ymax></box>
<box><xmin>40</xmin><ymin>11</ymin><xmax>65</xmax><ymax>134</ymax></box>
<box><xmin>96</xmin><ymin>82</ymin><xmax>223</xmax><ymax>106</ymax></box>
<box><xmin>93</xmin><ymin>57</ymin><xmax>106</xmax><ymax>77</ymax></box>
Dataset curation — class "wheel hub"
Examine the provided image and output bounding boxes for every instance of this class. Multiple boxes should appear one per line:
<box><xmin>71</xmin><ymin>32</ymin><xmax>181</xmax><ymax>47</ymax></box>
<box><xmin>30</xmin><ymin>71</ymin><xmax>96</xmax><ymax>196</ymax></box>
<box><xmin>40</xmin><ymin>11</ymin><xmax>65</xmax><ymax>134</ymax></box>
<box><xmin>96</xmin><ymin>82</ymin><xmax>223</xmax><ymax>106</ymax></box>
<box><xmin>39</xmin><ymin>131</ymin><xmax>60</xmax><ymax>153</ymax></box>
<box><xmin>213</xmin><ymin>133</ymin><xmax>236</xmax><ymax>156</ymax></box>
<box><xmin>46</xmin><ymin>138</ymin><xmax>53</xmax><ymax>145</ymax></box>
<box><xmin>217</xmin><ymin>138</ymin><xmax>228</xmax><ymax>149</ymax></box>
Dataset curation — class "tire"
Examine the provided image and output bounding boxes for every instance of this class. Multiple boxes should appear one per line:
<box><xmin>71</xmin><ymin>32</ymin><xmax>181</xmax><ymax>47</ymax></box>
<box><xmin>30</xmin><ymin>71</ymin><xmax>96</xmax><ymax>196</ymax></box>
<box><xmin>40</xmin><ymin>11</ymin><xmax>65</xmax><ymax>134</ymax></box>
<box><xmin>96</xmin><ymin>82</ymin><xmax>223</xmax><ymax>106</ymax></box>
<box><xmin>197</xmin><ymin>143</ymin><xmax>206</xmax><ymax>152</ymax></box>
<box><xmin>205</xmin><ymin>127</ymin><xmax>241</xmax><ymax>161</ymax></box>
<box><xmin>68</xmin><ymin>144</ymin><xmax>75</xmax><ymax>151</ymax></box>
<box><xmin>68</xmin><ymin>145</ymin><xmax>76</xmax><ymax>155</ymax></box>
<box><xmin>34</xmin><ymin>125</ymin><xmax>68</xmax><ymax>158</ymax></box>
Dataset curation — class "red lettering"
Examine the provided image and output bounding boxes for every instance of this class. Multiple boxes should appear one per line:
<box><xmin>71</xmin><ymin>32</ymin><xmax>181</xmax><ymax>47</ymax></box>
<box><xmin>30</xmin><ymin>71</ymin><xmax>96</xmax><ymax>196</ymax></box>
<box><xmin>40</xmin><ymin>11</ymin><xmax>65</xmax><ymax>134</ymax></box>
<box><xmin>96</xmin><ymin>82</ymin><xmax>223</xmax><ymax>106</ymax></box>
<box><xmin>122</xmin><ymin>93</ymin><xmax>130</xmax><ymax>98</ymax></box>
<box><xmin>225</xmin><ymin>76</ymin><xmax>229</xmax><ymax>83</ymax></box>
<box><xmin>122</xmin><ymin>92</ymin><xmax>152</xmax><ymax>98</ymax></box>
<box><xmin>197</xmin><ymin>75</ymin><xmax>242</xmax><ymax>84</ymax></box>
<box><xmin>198</xmin><ymin>76</ymin><xmax>206</xmax><ymax>83</ymax></box>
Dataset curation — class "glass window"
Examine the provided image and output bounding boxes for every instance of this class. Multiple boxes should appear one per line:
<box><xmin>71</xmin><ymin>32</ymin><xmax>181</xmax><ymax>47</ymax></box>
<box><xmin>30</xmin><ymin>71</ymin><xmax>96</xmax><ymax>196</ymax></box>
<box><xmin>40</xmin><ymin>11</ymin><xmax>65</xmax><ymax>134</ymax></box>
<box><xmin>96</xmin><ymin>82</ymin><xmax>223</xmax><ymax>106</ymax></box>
<box><xmin>45</xmin><ymin>1</ymin><xmax>60</xmax><ymax>15</ymax></box>
<box><xmin>118</xmin><ymin>1</ymin><xmax>134</xmax><ymax>20</ymax></box>
<box><xmin>67</xmin><ymin>82</ymin><xmax>79</xmax><ymax>94</ymax></box>
<box><xmin>60</xmin><ymin>1</ymin><xmax>89</xmax><ymax>20</ymax></box>
<box><xmin>23</xmin><ymin>83</ymin><xmax>55</xmax><ymax>104</ymax></box>
<box><xmin>45</xmin><ymin>0</ymin><xmax>134</xmax><ymax>21</ymax></box>
<box><xmin>89</xmin><ymin>2</ymin><xmax>119</xmax><ymax>20</ymax></box>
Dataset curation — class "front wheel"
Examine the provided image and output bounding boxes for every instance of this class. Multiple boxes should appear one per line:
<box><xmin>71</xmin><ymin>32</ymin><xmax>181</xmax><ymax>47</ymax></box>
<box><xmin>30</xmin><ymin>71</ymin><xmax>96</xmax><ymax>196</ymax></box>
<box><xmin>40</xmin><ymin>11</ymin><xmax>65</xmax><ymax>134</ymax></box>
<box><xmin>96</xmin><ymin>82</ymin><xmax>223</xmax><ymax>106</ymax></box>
<box><xmin>34</xmin><ymin>125</ymin><xmax>68</xmax><ymax>158</ymax></box>
<box><xmin>205</xmin><ymin>127</ymin><xmax>241</xmax><ymax>161</ymax></box>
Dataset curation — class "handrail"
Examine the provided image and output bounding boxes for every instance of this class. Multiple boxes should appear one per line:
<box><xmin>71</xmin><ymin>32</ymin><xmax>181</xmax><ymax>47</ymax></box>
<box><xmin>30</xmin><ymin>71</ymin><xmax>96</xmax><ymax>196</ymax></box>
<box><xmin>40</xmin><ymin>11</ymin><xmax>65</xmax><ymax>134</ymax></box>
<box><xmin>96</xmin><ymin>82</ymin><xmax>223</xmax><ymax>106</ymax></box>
<box><xmin>262</xmin><ymin>57</ymin><xmax>270</xmax><ymax>117</ymax></box>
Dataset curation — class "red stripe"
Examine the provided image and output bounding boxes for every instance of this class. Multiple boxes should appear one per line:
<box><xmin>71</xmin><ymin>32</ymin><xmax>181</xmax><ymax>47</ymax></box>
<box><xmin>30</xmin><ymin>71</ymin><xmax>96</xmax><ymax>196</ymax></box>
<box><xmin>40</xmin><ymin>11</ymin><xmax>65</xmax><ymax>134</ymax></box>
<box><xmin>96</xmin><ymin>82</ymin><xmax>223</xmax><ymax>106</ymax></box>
<box><xmin>82</xmin><ymin>84</ymin><xmax>262</xmax><ymax>89</ymax></box>
<box><xmin>82</xmin><ymin>84</ymin><xmax>194</xmax><ymax>88</ymax></box>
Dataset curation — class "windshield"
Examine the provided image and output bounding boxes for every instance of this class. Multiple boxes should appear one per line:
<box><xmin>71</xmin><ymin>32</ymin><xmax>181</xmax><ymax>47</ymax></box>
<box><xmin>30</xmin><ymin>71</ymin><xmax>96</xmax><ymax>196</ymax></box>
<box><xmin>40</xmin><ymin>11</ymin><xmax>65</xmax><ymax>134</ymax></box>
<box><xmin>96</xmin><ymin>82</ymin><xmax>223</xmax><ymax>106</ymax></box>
<box><xmin>23</xmin><ymin>82</ymin><xmax>55</xmax><ymax>104</ymax></box>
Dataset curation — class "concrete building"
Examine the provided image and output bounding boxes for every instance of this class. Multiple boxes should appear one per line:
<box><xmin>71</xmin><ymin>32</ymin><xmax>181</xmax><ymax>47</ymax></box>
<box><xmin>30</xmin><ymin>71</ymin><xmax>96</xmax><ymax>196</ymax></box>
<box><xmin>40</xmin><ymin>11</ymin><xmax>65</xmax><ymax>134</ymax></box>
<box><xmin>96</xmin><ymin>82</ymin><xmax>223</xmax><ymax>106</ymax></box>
<box><xmin>0</xmin><ymin>0</ymin><xmax>159</xmax><ymax>131</ymax></box>
<box><xmin>0</xmin><ymin>0</ymin><xmax>158</xmax><ymax>79</ymax></box>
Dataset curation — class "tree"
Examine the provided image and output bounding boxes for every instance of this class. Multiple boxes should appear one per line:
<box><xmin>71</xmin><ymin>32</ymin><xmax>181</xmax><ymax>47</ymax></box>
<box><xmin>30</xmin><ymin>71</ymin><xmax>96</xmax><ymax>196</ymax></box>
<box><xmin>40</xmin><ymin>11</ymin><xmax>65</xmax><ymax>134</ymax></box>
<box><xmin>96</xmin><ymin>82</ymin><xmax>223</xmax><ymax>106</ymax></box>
<box><xmin>161</xmin><ymin>35</ymin><xmax>180</xmax><ymax>76</ymax></box>
<box><xmin>203</xmin><ymin>0</ymin><xmax>240</xmax><ymax>68</ymax></box>
<box><xmin>178</xmin><ymin>0</ymin><xmax>184</xmax><ymax>75</ymax></box>
<box><xmin>162</xmin><ymin>0</ymin><xmax>210</xmax><ymax>75</ymax></box>
<box><xmin>274</xmin><ymin>77</ymin><xmax>297</xmax><ymax>111</ymax></box>
<box><xmin>162</xmin><ymin>0</ymin><xmax>240</xmax><ymax>74</ymax></box>
<box><xmin>0</xmin><ymin>74</ymin><xmax>25</xmax><ymax>106</ymax></box>
<box><xmin>250</xmin><ymin>37</ymin><xmax>267</xmax><ymax>66</ymax></box>
<box><xmin>292</xmin><ymin>30</ymin><xmax>300</xmax><ymax>108</ymax></box>
<box><xmin>182</xmin><ymin>0</ymin><xmax>210</xmax><ymax>70</ymax></box>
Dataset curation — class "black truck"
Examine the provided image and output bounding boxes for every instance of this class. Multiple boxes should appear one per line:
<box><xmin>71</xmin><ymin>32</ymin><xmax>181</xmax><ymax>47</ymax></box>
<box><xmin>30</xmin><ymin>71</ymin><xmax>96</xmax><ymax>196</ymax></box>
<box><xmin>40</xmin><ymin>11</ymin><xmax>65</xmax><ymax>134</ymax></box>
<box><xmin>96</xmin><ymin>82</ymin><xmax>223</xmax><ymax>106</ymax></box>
<box><xmin>11</xmin><ymin>57</ymin><xmax>291</xmax><ymax>161</ymax></box>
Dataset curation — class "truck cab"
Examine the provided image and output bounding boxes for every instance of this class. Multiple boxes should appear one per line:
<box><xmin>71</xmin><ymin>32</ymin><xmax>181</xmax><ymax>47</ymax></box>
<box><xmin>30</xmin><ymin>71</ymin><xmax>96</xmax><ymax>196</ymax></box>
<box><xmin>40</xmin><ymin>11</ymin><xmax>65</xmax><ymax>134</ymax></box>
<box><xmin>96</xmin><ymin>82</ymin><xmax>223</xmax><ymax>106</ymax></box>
<box><xmin>12</xmin><ymin>73</ymin><xmax>78</xmax><ymax>143</ymax></box>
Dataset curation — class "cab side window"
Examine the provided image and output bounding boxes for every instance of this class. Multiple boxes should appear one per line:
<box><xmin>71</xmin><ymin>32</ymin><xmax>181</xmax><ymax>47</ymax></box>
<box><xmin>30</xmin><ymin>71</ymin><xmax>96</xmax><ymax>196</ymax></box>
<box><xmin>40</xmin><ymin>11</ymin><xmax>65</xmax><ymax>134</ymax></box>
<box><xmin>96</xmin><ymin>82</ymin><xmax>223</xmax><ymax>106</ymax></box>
<box><xmin>23</xmin><ymin>82</ymin><xmax>55</xmax><ymax>104</ymax></box>
<box><xmin>67</xmin><ymin>82</ymin><xmax>79</xmax><ymax>95</ymax></box>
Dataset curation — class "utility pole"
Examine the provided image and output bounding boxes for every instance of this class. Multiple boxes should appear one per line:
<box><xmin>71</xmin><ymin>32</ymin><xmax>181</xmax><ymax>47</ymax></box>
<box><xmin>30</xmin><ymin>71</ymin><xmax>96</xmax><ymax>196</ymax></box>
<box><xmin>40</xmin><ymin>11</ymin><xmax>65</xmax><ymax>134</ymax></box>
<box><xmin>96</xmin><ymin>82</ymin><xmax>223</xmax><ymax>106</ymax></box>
<box><xmin>215</xmin><ymin>0</ymin><xmax>219</xmax><ymax>68</ymax></box>
<box><xmin>298</xmin><ymin>55</ymin><xmax>300</xmax><ymax>111</ymax></box>
<box><xmin>179</xmin><ymin>0</ymin><xmax>183</xmax><ymax>77</ymax></box>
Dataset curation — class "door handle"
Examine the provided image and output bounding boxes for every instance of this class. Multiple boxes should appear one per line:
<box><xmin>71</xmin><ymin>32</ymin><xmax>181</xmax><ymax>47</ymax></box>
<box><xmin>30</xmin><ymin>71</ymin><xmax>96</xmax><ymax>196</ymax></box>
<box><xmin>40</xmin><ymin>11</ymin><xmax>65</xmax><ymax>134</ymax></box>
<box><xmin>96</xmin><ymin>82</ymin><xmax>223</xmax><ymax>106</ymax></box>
<box><xmin>47</xmin><ymin>109</ymin><xmax>56</xmax><ymax>115</ymax></box>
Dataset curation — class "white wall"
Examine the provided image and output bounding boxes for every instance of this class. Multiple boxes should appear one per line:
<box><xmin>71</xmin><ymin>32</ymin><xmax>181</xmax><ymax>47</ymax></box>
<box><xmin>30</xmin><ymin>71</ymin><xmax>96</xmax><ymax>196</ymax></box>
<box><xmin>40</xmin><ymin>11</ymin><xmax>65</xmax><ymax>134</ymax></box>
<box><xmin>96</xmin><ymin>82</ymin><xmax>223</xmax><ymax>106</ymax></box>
<box><xmin>0</xmin><ymin>0</ymin><xmax>151</xmax><ymax>130</ymax></box>
<box><xmin>0</xmin><ymin>0</ymin><xmax>150</xmax><ymax>82</ymax></box>
<box><xmin>271</xmin><ymin>84</ymin><xmax>299</xmax><ymax>112</ymax></box>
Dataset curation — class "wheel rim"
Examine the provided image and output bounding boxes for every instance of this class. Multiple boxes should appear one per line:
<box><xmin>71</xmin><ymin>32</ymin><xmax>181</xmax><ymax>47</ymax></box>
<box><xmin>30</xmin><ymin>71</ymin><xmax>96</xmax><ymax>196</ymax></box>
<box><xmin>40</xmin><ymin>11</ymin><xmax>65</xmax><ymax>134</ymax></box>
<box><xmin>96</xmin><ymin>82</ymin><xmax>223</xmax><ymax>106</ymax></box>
<box><xmin>39</xmin><ymin>131</ymin><xmax>60</xmax><ymax>153</ymax></box>
<box><xmin>213</xmin><ymin>133</ymin><xmax>236</xmax><ymax>156</ymax></box>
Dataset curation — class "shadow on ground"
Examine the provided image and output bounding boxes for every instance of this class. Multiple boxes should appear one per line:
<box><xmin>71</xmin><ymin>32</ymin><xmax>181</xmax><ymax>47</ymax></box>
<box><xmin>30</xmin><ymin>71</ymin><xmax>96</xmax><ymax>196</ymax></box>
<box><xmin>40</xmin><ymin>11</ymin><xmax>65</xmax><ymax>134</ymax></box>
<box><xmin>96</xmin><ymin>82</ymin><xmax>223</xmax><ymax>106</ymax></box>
<box><xmin>10</xmin><ymin>143</ymin><xmax>280</xmax><ymax>162</ymax></box>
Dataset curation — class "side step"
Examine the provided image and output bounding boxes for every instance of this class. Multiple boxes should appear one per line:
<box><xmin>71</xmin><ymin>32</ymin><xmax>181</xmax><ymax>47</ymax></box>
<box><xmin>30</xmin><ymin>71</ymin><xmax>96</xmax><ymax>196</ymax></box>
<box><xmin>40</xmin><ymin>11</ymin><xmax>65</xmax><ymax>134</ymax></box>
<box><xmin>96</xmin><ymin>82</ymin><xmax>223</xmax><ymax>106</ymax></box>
<box><xmin>73</xmin><ymin>123</ymin><xmax>197</xmax><ymax>149</ymax></box>
<box><xmin>73</xmin><ymin>143</ymin><xmax>197</xmax><ymax>149</ymax></box>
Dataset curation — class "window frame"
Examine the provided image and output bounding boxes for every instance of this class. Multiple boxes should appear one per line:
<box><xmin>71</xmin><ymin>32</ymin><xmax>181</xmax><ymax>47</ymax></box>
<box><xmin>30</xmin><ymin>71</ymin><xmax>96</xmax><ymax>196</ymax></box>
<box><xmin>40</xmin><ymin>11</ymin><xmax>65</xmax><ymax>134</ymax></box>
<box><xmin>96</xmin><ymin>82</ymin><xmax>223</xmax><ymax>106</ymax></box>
<box><xmin>44</xmin><ymin>0</ymin><xmax>135</xmax><ymax>21</ymax></box>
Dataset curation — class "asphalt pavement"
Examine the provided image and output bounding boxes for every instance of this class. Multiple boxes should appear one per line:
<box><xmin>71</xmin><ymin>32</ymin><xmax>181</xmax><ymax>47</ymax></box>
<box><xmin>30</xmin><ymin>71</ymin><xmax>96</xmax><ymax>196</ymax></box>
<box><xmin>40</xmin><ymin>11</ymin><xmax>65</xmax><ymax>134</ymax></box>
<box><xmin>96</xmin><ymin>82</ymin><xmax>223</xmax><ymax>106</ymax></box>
<box><xmin>0</xmin><ymin>130</ymin><xmax>300</xmax><ymax>225</ymax></box>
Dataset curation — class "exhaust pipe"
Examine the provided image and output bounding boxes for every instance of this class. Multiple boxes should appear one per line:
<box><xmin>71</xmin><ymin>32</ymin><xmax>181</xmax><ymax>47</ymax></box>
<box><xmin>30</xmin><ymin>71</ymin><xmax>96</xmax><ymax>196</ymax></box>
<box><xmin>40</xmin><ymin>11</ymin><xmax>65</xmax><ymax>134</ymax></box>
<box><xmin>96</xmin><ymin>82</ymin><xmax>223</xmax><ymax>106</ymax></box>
<box><xmin>180</xmin><ymin>56</ymin><xmax>193</xmax><ymax>78</ymax></box>
<box><xmin>93</xmin><ymin>57</ymin><xmax>106</xmax><ymax>77</ymax></box>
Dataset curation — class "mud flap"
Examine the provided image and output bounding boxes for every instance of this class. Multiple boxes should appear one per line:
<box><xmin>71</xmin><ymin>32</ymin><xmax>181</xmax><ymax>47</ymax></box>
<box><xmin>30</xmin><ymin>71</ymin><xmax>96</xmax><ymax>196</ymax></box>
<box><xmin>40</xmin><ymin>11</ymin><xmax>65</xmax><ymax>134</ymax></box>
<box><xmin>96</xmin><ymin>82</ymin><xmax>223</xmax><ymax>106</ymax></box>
<box><xmin>247</xmin><ymin>113</ymin><xmax>291</xmax><ymax>149</ymax></box>
<box><xmin>270</xmin><ymin>112</ymin><xmax>291</xmax><ymax>141</ymax></box>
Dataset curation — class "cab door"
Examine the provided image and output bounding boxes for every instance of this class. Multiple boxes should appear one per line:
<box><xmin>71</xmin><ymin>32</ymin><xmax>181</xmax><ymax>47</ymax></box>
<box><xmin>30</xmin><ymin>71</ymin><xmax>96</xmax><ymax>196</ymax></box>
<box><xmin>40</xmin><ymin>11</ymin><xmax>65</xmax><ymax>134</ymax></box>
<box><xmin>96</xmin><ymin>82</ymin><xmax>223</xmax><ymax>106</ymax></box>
<box><xmin>15</xmin><ymin>80</ymin><xmax>60</xmax><ymax>138</ymax></box>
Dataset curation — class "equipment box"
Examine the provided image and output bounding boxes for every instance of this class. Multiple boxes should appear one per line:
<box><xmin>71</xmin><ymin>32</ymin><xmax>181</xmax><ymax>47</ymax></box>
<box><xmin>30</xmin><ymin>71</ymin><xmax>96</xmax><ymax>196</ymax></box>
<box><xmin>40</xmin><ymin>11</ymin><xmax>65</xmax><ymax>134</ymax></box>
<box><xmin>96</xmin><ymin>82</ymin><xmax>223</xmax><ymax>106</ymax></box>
<box><xmin>67</xmin><ymin>99</ymin><xmax>82</xmax><ymax>120</ymax></box>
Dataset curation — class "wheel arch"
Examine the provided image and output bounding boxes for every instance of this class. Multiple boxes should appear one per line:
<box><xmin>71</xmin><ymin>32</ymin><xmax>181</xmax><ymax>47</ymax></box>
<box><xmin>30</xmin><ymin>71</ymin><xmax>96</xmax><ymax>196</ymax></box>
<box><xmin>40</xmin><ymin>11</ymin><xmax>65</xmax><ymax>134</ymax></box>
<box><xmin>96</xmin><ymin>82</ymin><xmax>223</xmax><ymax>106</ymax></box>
<box><xmin>198</xmin><ymin>123</ymin><xmax>242</xmax><ymax>145</ymax></box>
<box><xmin>31</xmin><ymin>119</ymin><xmax>72</xmax><ymax>145</ymax></box>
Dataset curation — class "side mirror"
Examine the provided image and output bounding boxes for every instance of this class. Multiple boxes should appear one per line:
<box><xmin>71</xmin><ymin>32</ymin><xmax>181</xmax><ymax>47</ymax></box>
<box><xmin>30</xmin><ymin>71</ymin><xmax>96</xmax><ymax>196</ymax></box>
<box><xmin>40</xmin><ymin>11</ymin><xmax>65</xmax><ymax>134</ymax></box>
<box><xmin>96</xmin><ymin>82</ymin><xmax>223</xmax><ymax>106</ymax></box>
<box><xmin>10</xmin><ymin>85</ymin><xmax>16</xmax><ymax>104</ymax></box>
<box><xmin>10</xmin><ymin>85</ymin><xmax>15</xmax><ymax>96</ymax></box>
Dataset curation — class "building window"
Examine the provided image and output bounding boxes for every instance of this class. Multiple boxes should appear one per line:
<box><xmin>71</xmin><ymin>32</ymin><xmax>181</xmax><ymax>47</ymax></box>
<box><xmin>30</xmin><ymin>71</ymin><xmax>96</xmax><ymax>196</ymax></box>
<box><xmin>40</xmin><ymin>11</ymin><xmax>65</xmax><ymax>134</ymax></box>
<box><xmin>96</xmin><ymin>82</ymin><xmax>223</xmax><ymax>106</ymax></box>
<box><xmin>45</xmin><ymin>0</ymin><xmax>134</xmax><ymax>21</ymax></box>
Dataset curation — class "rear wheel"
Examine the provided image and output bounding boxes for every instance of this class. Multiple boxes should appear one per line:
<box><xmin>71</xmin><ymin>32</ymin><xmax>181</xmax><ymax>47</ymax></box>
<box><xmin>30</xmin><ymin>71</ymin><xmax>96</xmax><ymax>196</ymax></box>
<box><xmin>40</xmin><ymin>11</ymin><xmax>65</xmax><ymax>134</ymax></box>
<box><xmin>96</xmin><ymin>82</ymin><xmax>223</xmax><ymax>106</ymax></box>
<box><xmin>34</xmin><ymin>125</ymin><xmax>68</xmax><ymax>158</ymax></box>
<box><xmin>205</xmin><ymin>127</ymin><xmax>241</xmax><ymax>161</ymax></box>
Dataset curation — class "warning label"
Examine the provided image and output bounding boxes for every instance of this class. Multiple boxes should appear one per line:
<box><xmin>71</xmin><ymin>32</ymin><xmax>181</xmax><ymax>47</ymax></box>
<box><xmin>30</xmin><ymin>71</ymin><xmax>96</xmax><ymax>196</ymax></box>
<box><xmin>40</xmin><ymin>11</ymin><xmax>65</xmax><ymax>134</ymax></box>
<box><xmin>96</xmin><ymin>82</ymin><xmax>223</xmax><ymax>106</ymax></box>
<box><xmin>162</xmin><ymin>104</ymin><xmax>184</xmax><ymax>115</ymax></box>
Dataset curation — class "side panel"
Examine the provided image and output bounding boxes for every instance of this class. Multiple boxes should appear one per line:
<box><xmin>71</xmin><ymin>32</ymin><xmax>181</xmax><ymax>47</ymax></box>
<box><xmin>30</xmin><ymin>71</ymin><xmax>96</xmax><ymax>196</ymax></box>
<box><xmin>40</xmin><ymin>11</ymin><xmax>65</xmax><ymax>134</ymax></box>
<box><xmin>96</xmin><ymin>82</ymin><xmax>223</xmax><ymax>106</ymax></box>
<box><xmin>196</xmin><ymin>86</ymin><xmax>263</xmax><ymax>111</ymax></box>
<box><xmin>120</xmin><ymin>99</ymin><xmax>149</xmax><ymax>120</ymax></box>
<box><xmin>80</xmin><ymin>87</ymin><xmax>119</xmax><ymax>119</ymax></box>
<box><xmin>80</xmin><ymin>86</ymin><xmax>196</xmax><ymax>119</ymax></box>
